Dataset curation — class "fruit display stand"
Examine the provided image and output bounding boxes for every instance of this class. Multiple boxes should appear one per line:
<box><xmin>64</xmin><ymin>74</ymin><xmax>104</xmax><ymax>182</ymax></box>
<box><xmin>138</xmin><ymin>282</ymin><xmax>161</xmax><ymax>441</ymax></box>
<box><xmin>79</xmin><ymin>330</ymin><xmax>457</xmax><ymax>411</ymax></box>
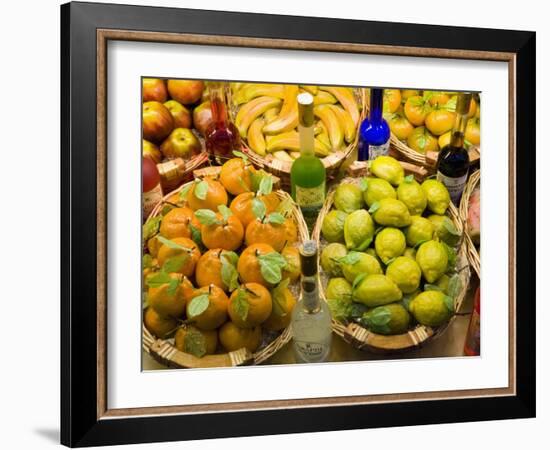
<box><xmin>459</xmin><ymin>170</ymin><xmax>481</xmax><ymax>279</ymax></box>
<box><xmin>142</xmin><ymin>169</ymin><xmax>309</xmax><ymax>368</ymax></box>
<box><xmin>227</xmin><ymin>84</ymin><xmax>365</xmax><ymax>189</ymax></box>
<box><xmin>311</xmin><ymin>169</ymin><xmax>471</xmax><ymax>354</ymax></box>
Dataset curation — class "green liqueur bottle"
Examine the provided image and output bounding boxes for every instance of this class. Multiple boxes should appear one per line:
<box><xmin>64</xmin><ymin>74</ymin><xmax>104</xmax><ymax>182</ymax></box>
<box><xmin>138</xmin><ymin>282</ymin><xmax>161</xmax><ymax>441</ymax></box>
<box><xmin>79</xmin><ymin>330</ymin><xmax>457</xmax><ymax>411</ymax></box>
<box><xmin>291</xmin><ymin>92</ymin><xmax>326</xmax><ymax>225</ymax></box>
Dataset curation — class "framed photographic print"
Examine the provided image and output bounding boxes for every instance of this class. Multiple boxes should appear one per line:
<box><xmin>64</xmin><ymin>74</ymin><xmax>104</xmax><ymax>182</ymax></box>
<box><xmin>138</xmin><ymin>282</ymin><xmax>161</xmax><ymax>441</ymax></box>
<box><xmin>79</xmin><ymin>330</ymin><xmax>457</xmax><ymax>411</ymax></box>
<box><xmin>61</xmin><ymin>1</ymin><xmax>536</xmax><ymax>447</ymax></box>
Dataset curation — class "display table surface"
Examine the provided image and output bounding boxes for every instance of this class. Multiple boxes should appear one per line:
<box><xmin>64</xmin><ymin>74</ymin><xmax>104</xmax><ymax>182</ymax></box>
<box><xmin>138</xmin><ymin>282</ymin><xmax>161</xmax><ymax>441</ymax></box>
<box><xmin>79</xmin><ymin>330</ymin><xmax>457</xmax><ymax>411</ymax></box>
<box><xmin>142</xmin><ymin>281</ymin><xmax>477</xmax><ymax>370</ymax></box>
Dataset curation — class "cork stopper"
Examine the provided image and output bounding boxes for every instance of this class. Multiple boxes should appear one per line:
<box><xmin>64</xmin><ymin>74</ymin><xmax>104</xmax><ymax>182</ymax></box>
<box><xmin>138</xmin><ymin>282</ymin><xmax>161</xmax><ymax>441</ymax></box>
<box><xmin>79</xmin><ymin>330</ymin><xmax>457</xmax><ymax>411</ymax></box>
<box><xmin>299</xmin><ymin>240</ymin><xmax>318</xmax><ymax>276</ymax></box>
<box><xmin>297</xmin><ymin>93</ymin><xmax>314</xmax><ymax>127</ymax></box>
<box><xmin>456</xmin><ymin>92</ymin><xmax>473</xmax><ymax>115</ymax></box>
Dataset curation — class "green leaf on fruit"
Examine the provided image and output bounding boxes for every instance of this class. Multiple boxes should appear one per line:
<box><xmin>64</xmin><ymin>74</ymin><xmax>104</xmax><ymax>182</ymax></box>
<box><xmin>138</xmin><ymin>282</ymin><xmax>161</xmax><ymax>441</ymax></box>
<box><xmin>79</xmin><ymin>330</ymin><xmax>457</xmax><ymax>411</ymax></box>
<box><xmin>233</xmin><ymin>150</ymin><xmax>249</xmax><ymax>162</ymax></box>
<box><xmin>194</xmin><ymin>180</ymin><xmax>209</xmax><ymax>200</ymax></box>
<box><xmin>276</xmin><ymin>197</ymin><xmax>293</xmax><ymax>217</ymax></box>
<box><xmin>166</xmin><ymin>278</ymin><xmax>180</xmax><ymax>296</ymax></box>
<box><xmin>385</xmin><ymin>257</ymin><xmax>396</xmax><ymax>266</ymax></box>
<box><xmin>404</xmin><ymin>174</ymin><xmax>414</xmax><ymax>183</ymax></box>
<box><xmin>257</xmin><ymin>175</ymin><xmax>273</xmax><ymax>196</ymax></box>
<box><xmin>359</xmin><ymin>178</ymin><xmax>369</xmax><ymax>192</ymax></box>
<box><xmin>447</xmin><ymin>274</ymin><xmax>462</xmax><ymax>299</ymax></box>
<box><xmin>443</xmin><ymin>217</ymin><xmax>460</xmax><ymax>236</ymax></box>
<box><xmin>157</xmin><ymin>235</ymin><xmax>192</xmax><ymax>252</ymax></box>
<box><xmin>160</xmin><ymin>204</ymin><xmax>174</xmax><ymax>216</ymax></box>
<box><xmin>194</xmin><ymin>209</ymin><xmax>221</xmax><ymax>226</ymax></box>
<box><xmin>221</xmin><ymin>250</ymin><xmax>239</xmax><ymax>267</ymax></box>
<box><xmin>142</xmin><ymin>216</ymin><xmax>161</xmax><ymax>242</ymax></box>
<box><xmin>146</xmin><ymin>271</ymin><xmax>173</xmax><ymax>289</ymax></box>
<box><xmin>162</xmin><ymin>254</ymin><xmax>189</xmax><ymax>273</ymax></box>
<box><xmin>271</xmin><ymin>278</ymin><xmax>290</xmax><ymax>317</ymax></box>
<box><xmin>352</xmin><ymin>272</ymin><xmax>368</xmax><ymax>292</ymax></box>
<box><xmin>179</xmin><ymin>184</ymin><xmax>191</xmax><ymax>202</ymax></box>
<box><xmin>142</xmin><ymin>254</ymin><xmax>154</xmax><ymax>270</ymax></box>
<box><xmin>442</xmin><ymin>242</ymin><xmax>457</xmax><ymax>270</ymax></box>
<box><xmin>251</xmin><ymin>197</ymin><xmax>267</xmax><ymax>220</ymax></box>
<box><xmin>189</xmin><ymin>224</ymin><xmax>204</xmax><ymax>249</ymax></box>
<box><xmin>424</xmin><ymin>284</ymin><xmax>444</xmax><ymax>292</ymax></box>
<box><xmin>142</xmin><ymin>293</ymin><xmax>149</xmax><ymax>310</ymax></box>
<box><xmin>443</xmin><ymin>295</ymin><xmax>455</xmax><ymax>313</ymax></box>
<box><xmin>349</xmin><ymin>302</ymin><xmax>368</xmax><ymax>319</ymax></box>
<box><xmin>232</xmin><ymin>289</ymin><xmax>250</xmax><ymax>321</ymax></box>
<box><xmin>414</xmin><ymin>239</ymin><xmax>429</xmax><ymax>249</ymax></box>
<box><xmin>368</xmin><ymin>202</ymin><xmax>380</xmax><ymax>214</ymax></box>
<box><xmin>266</xmin><ymin>212</ymin><xmax>285</xmax><ymax>225</ymax></box>
<box><xmin>357</xmin><ymin>237</ymin><xmax>373</xmax><ymax>252</ymax></box>
<box><xmin>221</xmin><ymin>256</ymin><xmax>239</xmax><ymax>292</ymax></box>
<box><xmin>337</xmin><ymin>251</ymin><xmax>362</xmax><ymax>266</ymax></box>
<box><xmin>443</xmin><ymin>96</ymin><xmax>457</xmax><ymax>112</ymax></box>
<box><xmin>218</xmin><ymin>204</ymin><xmax>233</xmax><ymax>222</ymax></box>
<box><xmin>183</xmin><ymin>328</ymin><xmax>207</xmax><ymax>358</ymax></box>
<box><xmin>328</xmin><ymin>298</ymin><xmax>352</xmax><ymax>323</ymax></box>
<box><xmin>365</xmin><ymin>307</ymin><xmax>392</xmax><ymax>327</ymax></box>
<box><xmin>187</xmin><ymin>294</ymin><xmax>210</xmax><ymax>318</ymax></box>
<box><xmin>402</xmin><ymin>294</ymin><xmax>414</xmax><ymax>312</ymax></box>
<box><xmin>258</xmin><ymin>252</ymin><xmax>287</xmax><ymax>285</ymax></box>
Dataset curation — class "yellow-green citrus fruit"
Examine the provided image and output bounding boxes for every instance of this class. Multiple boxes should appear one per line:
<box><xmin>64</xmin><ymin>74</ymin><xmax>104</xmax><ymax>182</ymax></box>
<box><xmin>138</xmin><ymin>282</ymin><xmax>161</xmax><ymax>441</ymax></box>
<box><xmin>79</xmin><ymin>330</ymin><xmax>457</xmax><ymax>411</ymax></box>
<box><xmin>371</xmin><ymin>198</ymin><xmax>412</xmax><ymax>227</ymax></box>
<box><xmin>416</xmin><ymin>240</ymin><xmax>449</xmax><ymax>283</ymax></box>
<box><xmin>321</xmin><ymin>210</ymin><xmax>348</xmax><ymax>243</ymax></box>
<box><xmin>428</xmin><ymin>214</ymin><xmax>460</xmax><ymax>246</ymax></box>
<box><xmin>365</xmin><ymin>248</ymin><xmax>383</xmax><ymax>265</ymax></box>
<box><xmin>326</xmin><ymin>277</ymin><xmax>353</xmax><ymax>303</ymax></box>
<box><xmin>353</xmin><ymin>274</ymin><xmax>403</xmax><ymax>307</ymax></box>
<box><xmin>341</xmin><ymin>252</ymin><xmax>383</xmax><ymax>283</ymax></box>
<box><xmin>334</xmin><ymin>183</ymin><xmax>365</xmax><ymax>213</ymax></box>
<box><xmin>344</xmin><ymin>209</ymin><xmax>375</xmax><ymax>251</ymax></box>
<box><xmin>405</xmin><ymin>215</ymin><xmax>435</xmax><ymax>247</ymax></box>
<box><xmin>386</xmin><ymin>256</ymin><xmax>422</xmax><ymax>294</ymax></box>
<box><xmin>363</xmin><ymin>303</ymin><xmax>411</xmax><ymax>335</ymax></box>
<box><xmin>362</xmin><ymin>177</ymin><xmax>396</xmax><ymax>207</ymax></box>
<box><xmin>320</xmin><ymin>243</ymin><xmax>347</xmax><ymax>277</ymax></box>
<box><xmin>397</xmin><ymin>177</ymin><xmax>427</xmax><ymax>215</ymax></box>
<box><xmin>409</xmin><ymin>290</ymin><xmax>453</xmax><ymax>326</ymax></box>
<box><xmin>421</xmin><ymin>179</ymin><xmax>451</xmax><ymax>215</ymax></box>
<box><xmin>370</xmin><ymin>156</ymin><xmax>405</xmax><ymax>186</ymax></box>
<box><xmin>403</xmin><ymin>247</ymin><xmax>417</xmax><ymax>260</ymax></box>
<box><xmin>374</xmin><ymin>227</ymin><xmax>406</xmax><ymax>264</ymax></box>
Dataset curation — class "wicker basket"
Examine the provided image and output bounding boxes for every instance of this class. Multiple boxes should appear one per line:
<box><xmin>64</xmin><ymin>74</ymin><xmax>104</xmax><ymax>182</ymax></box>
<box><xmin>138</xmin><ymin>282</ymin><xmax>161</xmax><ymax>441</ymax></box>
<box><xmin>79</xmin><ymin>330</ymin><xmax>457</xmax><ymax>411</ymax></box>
<box><xmin>312</xmin><ymin>172</ymin><xmax>471</xmax><ymax>354</ymax></box>
<box><xmin>459</xmin><ymin>170</ymin><xmax>480</xmax><ymax>279</ymax></box>
<box><xmin>142</xmin><ymin>169</ymin><xmax>308</xmax><ymax>369</ymax></box>
<box><xmin>227</xmin><ymin>84</ymin><xmax>365</xmax><ymax>189</ymax></box>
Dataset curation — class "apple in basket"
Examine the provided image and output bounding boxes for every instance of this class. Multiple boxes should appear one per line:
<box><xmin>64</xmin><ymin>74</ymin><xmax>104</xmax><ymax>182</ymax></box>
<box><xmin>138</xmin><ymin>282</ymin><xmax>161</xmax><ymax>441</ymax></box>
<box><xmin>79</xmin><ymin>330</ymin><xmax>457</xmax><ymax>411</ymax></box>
<box><xmin>142</xmin><ymin>78</ymin><xmax>168</xmax><ymax>103</ymax></box>
<box><xmin>142</xmin><ymin>139</ymin><xmax>162</xmax><ymax>164</ymax></box>
<box><xmin>164</xmin><ymin>100</ymin><xmax>192</xmax><ymax>129</ymax></box>
<box><xmin>142</xmin><ymin>101</ymin><xmax>174</xmax><ymax>142</ymax></box>
<box><xmin>160</xmin><ymin>128</ymin><xmax>202</xmax><ymax>160</ymax></box>
<box><xmin>193</xmin><ymin>101</ymin><xmax>214</xmax><ymax>136</ymax></box>
<box><xmin>167</xmin><ymin>79</ymin><xmax>204</xmax><ymax>105</ymax></box>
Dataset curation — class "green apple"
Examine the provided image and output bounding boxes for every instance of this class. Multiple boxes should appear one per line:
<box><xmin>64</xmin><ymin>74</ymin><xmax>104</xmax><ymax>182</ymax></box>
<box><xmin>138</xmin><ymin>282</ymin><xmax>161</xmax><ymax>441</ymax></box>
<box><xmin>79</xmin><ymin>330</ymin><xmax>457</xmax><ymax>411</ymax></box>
<box><xmin>142</xmin><ymin>101</ymin><xmax>174</xmax><ymax>142</ymax></box>
<box><xmin>142</xmin><ymin>139</ymin><xmax>162</xmax><ymax>164</ymax></box>
<box><xmin>160</xmin><ymin>128</ymin><xmax>201</xmax><ymax>159</ymax></box>
<box><xmin>142</xmin><ymin>78</ymin><xmax>168</xmax><ymax>103</ymax></box>
<box><xmin>164</xmin><ymin>100</ymin><xmax>192</xmax><ymax>129</ymax></box>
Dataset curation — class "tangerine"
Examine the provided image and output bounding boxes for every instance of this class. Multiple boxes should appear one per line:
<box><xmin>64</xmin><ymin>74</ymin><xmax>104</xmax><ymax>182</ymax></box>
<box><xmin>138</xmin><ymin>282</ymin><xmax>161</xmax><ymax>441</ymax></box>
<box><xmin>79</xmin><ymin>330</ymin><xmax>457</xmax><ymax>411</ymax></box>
<box><xmin>187</xmin><ymin>177</ymin><xmax>228</xmax><ymax>211</ymax></box>
<box><xmin>157</xmin><ymin>237</ymin><xmax>201</xmax><ymax>277</ymax></box>
<box><xmin>186</xmin><ymin>285</ymin><xmax>229</xmax><ymax>331</ymax></box>
<box><xmin>245</xmin><ymin>218</ymin><xmax>286</xmax><ymax>252</ymax></box>
<box><xmin>201</xmin><ymin>214</ymin><xmax>244</xmax><ymax>251</ymax></box>
<box><xmin>159</xmin><ymin>207</ymin><xmax>201</xmax><ymax>240</ymax></box>
<box><xmin>219</xmin><ymin>157</ymin><xmax>257</xmax><ymax>196</ymax></box>
<box><xmin>218</xmin><ymin>321</ymin><xmax>262</xmax><ymax>353</ymax></box>
<box><xmin>144</xmin><ymin>307</ymin><xmax>178</xmax><ymax>338</ymax></box>
<box><xmin>228</xmin><ymin>283</ymin><xmax>272</xmax><ymax>328</ymax></box>
<box><xmin>237</xmin><ymin>243</ymin><xmax>276</xmax><ymax>287</ymax></box>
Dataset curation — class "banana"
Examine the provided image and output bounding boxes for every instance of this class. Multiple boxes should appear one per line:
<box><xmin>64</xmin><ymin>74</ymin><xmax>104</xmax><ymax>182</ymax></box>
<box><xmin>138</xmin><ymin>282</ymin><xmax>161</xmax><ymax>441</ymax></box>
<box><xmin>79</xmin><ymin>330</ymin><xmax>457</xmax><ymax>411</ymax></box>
<box><xmin>319</xmin><ymin>86</ymin><xmax>360</xmax><ymax>125</ymax></box>
<box><xmin>314</xmin><ymin>104</ymin><xmax>344</xmax><ymax>150</ymax></box>
<box><xmin>328</xmin><ymin>104</ymin><xmax>356</xmax><ymax>143</ymax></box>
<box><xmin>263</xmin><ymin>106</ymin><xmax>280</xmax><ymax>124</ymax></box>
<box><xmin>247</xmin><ymin>117</ymin><xmax>266</xmax><ymax>156</ymax></box>
<box><xmin>234</xmin><ymin>84</ymin><xmax>286</xmax><ymax>105</ymax></box>
<box><xmin>236</xmin><ymin>96</ymin><xmax>282</xmax><ymax>138</ymax></box>
<box><xmin>300</xmin><ymin>85</ymin><xmax>319</xmax><ymax>95</ymax></box>
<box><xmin>273</xmin><ymin>150</ymin><xmax>294</xmax><ymax>162</ymax></box>
<box><xmin>317</xmin><ymin>131</ymin><xmax>331</xmax><ymax>150</ymax></box>
<box><xmin>262</xmin><ymin>85</ymin><xmax>299</xmax><ymax>135</ymax></box>
<box><xmin>265</xmin><ymin>131</ymin><xmax>329</xmax><ymax>157</ymax></box>
<box><xmin>313</xmin><ymin>91</ymin><xmax>337</xmax><ymax>106</ymax></box>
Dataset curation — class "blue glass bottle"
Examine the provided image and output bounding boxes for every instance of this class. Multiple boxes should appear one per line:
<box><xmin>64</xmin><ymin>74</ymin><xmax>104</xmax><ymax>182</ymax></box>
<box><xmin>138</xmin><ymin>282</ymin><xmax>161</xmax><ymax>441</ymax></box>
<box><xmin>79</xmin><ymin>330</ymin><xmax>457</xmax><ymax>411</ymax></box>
<box><xmin>358</xmin><ymin>88</ymin><xmax>390</xmax><ymax>161</ymax></box>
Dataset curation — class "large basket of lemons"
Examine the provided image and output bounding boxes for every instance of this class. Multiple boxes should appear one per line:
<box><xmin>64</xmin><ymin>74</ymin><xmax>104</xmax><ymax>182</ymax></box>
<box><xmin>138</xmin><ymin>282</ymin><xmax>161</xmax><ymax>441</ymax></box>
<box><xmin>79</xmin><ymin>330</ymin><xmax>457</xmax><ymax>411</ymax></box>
<box><xmin>459</xmin><ymin>170</ymin><xmax>480</xmax><ymax>279</ymax></box>
<box><xmin>142</xmin><ymin>157</ymin><xmax>308</xmax><ymax>368</ymax></box>
<box><xmin>227</xmin><ymin>83</ymin><xmax>365</xmax><ymax>189</ymax></box>
<box><xmin>379</xmin><ymin>90</ymin><xmax>480</xmax><ymax>171</ymax></box>
<box><xmin>312</xmin><ymin>155</ymin><xmax>470</xmax><ymax>353</ymax></box>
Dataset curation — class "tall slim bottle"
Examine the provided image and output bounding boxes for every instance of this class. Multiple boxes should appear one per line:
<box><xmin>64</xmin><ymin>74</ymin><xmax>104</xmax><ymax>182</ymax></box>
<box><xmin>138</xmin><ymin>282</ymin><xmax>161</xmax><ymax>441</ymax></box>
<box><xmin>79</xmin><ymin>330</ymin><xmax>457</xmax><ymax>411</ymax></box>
<box><xmin>291</xmin><ymin>240</ymin><xmax>332</xmax><ymax>363</ymax></box>
<box><xmin>436</xmin><ymin>92</ymin><xmax>473</xmax><ymax>204</ymax></box>
<box><xmin>358</xmin><ymin>88</ymin><xmax>390</xmax><ymax>161</ymax></box>
<box><xmin>290</xmin><ymin>93</ymin><xmax>326</xmax><ymax>226</ymax></box>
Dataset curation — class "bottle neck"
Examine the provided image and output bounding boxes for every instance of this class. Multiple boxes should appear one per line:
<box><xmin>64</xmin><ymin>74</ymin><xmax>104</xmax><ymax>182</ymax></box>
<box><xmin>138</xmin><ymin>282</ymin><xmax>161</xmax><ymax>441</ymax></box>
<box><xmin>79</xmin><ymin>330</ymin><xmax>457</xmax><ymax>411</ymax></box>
<box><xmin>209</xmin><ymin>84</ymin><xmax>228</xmax><ymax>125</ymax></box>
<box><xmin>299</xmin><ymin>123</ymin><xmax>315</xmax><ymax>157</ymax></box>
<box><xmin>301</xmin><ymin>274</ymin><xmax>320</xmax><ymax>313</ymax></box>
<box><xmin>369</xmin><ymin>88</ymin><xmax>383</xmax><ymax>123</ymax></box>
<box><xmin>450</xmin><ymin>112</ymin><xmax>468</xmax><ymax>149</ymax></box>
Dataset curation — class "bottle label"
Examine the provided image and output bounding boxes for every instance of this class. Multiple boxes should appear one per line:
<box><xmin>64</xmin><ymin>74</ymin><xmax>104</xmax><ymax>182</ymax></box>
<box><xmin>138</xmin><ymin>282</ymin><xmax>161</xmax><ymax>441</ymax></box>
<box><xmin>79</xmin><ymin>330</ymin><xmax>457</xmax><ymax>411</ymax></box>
<box><xmin>437</xmin><ymin>171</ymin><xmax>468</xmax><ymax>204</ymax></box>
<box><xmin>295</xmin><ymin>182</ymin><xmax>325</xmax><ymax>211</ymax></box>
<box><xmin>368</xmin><ymin>140</ymin><xmax>390</xmax><ymax>160</ymax></box>
<box><xmin>143</xmin><ymin>183</ymin><xmax>163</xmax><ymax>219</ymax></box>
<box><xmin>294</xmin><ymin>340</ymin><xmax>330</xmax><ymax>362</ymax></box>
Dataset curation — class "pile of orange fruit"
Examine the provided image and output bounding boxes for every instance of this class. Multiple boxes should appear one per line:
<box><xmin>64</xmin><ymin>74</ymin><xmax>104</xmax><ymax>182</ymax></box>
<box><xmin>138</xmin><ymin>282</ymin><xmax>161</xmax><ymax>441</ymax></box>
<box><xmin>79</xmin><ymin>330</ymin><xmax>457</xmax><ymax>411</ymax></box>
<box><xmin>381</xmin><ymin>90</ymin><xmax>480</xmax><ymax>154</ymax></box>
<box><xmin>142</xmin><ymin>153</ymin><xmax>300</xmax><ymax>357</ymax></box>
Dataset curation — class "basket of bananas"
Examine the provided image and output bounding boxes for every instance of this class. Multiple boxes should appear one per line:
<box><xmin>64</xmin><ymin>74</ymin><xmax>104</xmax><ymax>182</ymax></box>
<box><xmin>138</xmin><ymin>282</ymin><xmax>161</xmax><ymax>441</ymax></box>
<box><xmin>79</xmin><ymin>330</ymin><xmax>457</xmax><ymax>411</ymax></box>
<box><xmin>228</xmin><ymin>83</ymin><xmax>365</xmax><ymax>188</ymax></box>
<box><xmin>312</xmin><ymin>155</ymin><xmax>470</xmax><ymax>353</ymax></box>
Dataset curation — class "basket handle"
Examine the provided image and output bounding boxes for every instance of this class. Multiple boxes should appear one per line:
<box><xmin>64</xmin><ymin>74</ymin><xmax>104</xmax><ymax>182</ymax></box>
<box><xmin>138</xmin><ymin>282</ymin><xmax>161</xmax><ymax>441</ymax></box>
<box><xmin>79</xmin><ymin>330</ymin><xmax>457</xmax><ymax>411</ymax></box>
<box><xmin>149</xmin><ymin>339</ymin><xmax>254</xmax><ymax>369</ymax></box>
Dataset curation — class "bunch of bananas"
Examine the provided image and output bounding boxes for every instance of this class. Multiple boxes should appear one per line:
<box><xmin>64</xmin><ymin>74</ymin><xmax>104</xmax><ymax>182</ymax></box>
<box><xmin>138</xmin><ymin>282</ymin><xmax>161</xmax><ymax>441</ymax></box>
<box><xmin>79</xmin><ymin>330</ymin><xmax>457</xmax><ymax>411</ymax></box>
<box><xmin>231</xmin><ymin>83</ymin><xmax>361</xmax><ymax>162</ymax></box>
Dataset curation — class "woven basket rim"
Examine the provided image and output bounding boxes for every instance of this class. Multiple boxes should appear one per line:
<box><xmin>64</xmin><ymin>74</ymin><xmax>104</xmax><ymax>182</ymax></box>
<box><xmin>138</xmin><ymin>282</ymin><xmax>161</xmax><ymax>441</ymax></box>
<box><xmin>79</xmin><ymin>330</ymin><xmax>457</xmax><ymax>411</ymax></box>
<box><xmin>312</xmin><ymin>175</ymin><xmax>471</xmax><ymax>353</ymax></box>
<box><xmin>459</xmin><ymin>170</ymin><xmax>481</xmax><ymax>279</ymax></box>
<box><xmin>143</xmin><ymin>169</ymin><xmax>308</xmax><ymax>368</ymax></box>
<box><xmin>227</xmin><ymin>84</ymin><xmax>366</xmax><ymax>178</ymax></box>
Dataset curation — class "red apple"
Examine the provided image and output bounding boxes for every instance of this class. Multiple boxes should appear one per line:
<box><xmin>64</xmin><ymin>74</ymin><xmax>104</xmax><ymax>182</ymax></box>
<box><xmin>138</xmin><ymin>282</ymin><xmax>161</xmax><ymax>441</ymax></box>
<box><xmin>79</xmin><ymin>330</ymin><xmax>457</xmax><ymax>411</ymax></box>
<box><xmin>192</xmin><ymin>101</ymin><xmax>214</xmax><ymax>136</ymax></box>
<box><xmin>167</xmin><ymin>80</ymin><xmax>204</xmax><ymax>105</ymax></box>
<box><xmin>143</xmin><ymin>139</ymin><xmax>162</xmax><ymax>164</ymax></box>
<box><xmin>160</xmin><ymin>128</ymin><xmax>202</xmax><ymax>160</ymax></box>
<box><xmin>164</xmin><ymin>100</ymin><xmax>192</xmax><ymax>129</ymax></box>
<box><xmin>142</xmin><ymin>78</ymin><xmax>168</xmax><ymax>102</ymax></box>
<box><xmin>143</xmin><ymin>101</ymin><xmax>174</xmax><ymax>142</ymax></box>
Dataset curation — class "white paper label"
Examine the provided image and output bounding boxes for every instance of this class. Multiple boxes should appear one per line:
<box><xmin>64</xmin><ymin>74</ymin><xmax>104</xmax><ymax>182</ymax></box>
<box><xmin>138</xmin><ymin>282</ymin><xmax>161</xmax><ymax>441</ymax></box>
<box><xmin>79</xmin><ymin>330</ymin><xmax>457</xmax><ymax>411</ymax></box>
<box><xmin>368</xmin><ymin>140</ymin><xmax>390</xmax><ymax>159</ymax></box>
<box><xmin>437</xmin><ymin>171</ymin><xmax>468</xmax><ymax>204</ymax></box>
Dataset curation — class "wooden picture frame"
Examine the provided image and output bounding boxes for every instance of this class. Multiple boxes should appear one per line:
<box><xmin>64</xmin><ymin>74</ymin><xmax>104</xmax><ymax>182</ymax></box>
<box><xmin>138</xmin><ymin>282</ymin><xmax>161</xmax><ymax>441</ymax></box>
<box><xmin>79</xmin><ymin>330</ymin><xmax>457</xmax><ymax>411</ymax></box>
<box><xmin>61</xmin><ymin>1</ymin><xmax>535</xmax><ymax>446</ymax></box>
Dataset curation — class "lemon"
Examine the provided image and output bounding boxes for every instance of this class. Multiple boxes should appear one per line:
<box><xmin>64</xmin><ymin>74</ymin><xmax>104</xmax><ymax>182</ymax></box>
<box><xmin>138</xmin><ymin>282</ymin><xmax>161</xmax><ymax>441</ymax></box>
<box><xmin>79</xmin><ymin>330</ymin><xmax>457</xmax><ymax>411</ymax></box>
<box><xmin>371</xmin><ymin>198</ymin><xmax>411</xmax><ymax>227</ymax></box>
<box><xmin>365</xmin><ymin>248</ymin><xmax>383</xmax><ymax>265</ymax></box>
<box><xmin>403</xmin><ymin>247</ymin><xmax>417</xmax><ymax>260</ymax></box>
<box><xmin>428</xmin><ymin>214</ymin><xmax>460</xmax><ymax>246</ymax></box>
<box><xmin>320</xmin><ymin>243</ymin><xmax>347</xmax><ymax>277</ymax></box>
<box><xmin>386</xmin><ymin>256</ymin><xmax>422</xmax><ymax>294</ymax></box>
<box><xmin>374</xmin><ymin>227</ymin><xmax>406</xmax><ymax>265</ymax></box>
<box><xmin>334</xmin><ymin>183</ymin><xmax>365</xmax><ymax>213</ymax></box>
<box><xmin>344</xmin><ymin>209</ymin><xmax>375</xmax><ymax>251</ymax></box>
<box><xmin>370</xmin><ymin>155</ymin><xmax>405</xmax><ymax>186</ymax></box>
<box><xmin>397</xmin><ymin>177</ymin><xmax>427</xmax><ymax>215</ymax></box>
<box><xmin>409</xmin><ymin>290</ymin><xmax>453</xmax><ymax>326</ymax></box>
<box><xmin>416</xmin><ymin>240</ymin><xmax>448</xmax><ymax>283</ymax></box>
<box><xmin>363</xmin><ymin>303</ymin><xmax>411</xmax><ymax>335</ymax></box>
<box><xmin>421</xmin><ymin>179</ymin><xmax>451</xmax><ymax>215</ymax></box>
<box><xmin>326</xmin><ymin>277</ymin><xmax>353</xmax><ymax>303</ymax></box>
<box><xmin>405</xmin><ymin>215</ymin><xmax>434</xmax><ymax>247</ymax></box>
<box><xmin>353</xmin><ymin>274</ymin><xmax>403</xmax><ymax>307</ymax></box>
<box><xmin>341</xmin><ymin>252</ymin><xmax>383</xmax><ymax>283</ymax></box>
<box><xmin>362</xmin><ymin>177</ymin><xmax>396</xmax><ymax>207</ymax></box>
<box><xmin>321</xmin><ymin>210</ymin><xmax>348</xmax><ymax>243</ymax></box>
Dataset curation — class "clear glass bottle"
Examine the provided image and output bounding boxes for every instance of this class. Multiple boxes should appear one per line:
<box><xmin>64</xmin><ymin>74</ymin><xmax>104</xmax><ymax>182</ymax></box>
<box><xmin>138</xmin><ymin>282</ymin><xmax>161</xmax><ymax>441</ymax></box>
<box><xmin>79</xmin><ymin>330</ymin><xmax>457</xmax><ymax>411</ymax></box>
<box><xmin>291</xmin><ymin>240</ymin><xmax>332</xmax><ymax>363</ymax></box>
<box><xmin>358</xmin><ymin>88</ymin><xmax>390</xmax><ymax>161</ymax></box>
<box><xmin>436</xmin><ymin>92</ymin><xmax>473</xmax><ymax>204</ymax></box>
<box><xmin>290</xmin><ymin>92</ymin><xmax>326</xmax><ymax>227</ymax></box>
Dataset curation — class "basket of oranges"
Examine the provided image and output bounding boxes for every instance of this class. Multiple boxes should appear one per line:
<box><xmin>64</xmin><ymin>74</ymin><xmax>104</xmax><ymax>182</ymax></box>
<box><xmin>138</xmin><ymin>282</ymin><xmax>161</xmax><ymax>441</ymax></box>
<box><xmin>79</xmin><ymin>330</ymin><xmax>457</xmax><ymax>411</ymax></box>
<box><xmin>380</xmin><ymin>90</ymin><xmax>480</xmax><ymax>171</ymax></box>
<box><xmin>142</xmin><ymin>153</ymin><xmax>308</xmax><ymax>368</ymax></box>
